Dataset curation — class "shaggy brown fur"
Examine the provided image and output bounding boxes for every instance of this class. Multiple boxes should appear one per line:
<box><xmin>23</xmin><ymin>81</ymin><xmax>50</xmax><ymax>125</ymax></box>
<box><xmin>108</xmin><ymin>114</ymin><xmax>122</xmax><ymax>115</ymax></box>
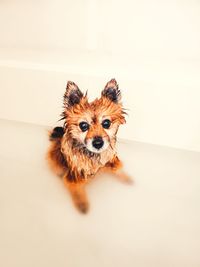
<box><xmin>47</xmin><ymin>79</ymin><xmax>132</xmax><ymax>213</ymax></box>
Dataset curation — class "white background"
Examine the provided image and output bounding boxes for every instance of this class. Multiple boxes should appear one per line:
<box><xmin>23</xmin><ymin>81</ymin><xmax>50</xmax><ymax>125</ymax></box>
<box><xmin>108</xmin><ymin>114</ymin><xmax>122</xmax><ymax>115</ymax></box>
<box><xmin>0</xmin><ymin>0</ymin><xmax>200</xmax><ymax>151</ymax></box>
<box><xmin>0</xmin><ymin>3</ymin><xmax>200</xmax><ymax>267</ymax></box>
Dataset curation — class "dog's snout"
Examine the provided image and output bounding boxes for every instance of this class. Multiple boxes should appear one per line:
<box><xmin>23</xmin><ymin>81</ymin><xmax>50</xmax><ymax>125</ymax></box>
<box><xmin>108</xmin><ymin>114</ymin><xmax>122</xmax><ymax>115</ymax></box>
<box><xmin>92</xmin><ymin>136</ymin><xmax>104</xmax><ymax>150</ymax></box>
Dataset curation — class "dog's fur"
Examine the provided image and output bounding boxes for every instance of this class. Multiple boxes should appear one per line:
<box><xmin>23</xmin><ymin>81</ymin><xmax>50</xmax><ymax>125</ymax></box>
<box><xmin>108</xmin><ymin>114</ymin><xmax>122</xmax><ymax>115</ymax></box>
<box><xmin>47</xmin><ymin>79</ymin><xmax>132</xmax><ymax>213</ymax></box>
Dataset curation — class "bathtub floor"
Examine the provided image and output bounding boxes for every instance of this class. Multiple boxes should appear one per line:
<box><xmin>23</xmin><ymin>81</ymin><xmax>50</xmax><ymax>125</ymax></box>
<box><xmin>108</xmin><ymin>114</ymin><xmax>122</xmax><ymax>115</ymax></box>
<box><xmin>0</xmin><ymin>119</ymin><xmax>200</xmax><ymax>267</ymax></box>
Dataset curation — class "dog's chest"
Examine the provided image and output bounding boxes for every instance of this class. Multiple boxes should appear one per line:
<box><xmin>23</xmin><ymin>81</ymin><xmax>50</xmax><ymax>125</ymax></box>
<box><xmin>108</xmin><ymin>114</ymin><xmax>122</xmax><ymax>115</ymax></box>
<box><xmin>75</xmin><ymin>148</ymin><xmax>115</xmax><ymax>176</ymax></box>
<box><xmin>61</xmin><ymin>138</ymin><xmax>116</xmax><ymax>177</ymax></box>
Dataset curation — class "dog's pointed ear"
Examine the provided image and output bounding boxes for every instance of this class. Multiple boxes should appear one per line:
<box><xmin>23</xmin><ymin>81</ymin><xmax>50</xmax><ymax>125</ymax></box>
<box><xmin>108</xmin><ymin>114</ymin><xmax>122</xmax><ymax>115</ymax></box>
<box><xmin>64</xmin><ymin>81</ymin><xmax>84</xmax><ymax>108</ymax></box>
<box><xmin>101</xmin><ymin>79</ymin><xmax>121</xmax><ymax>103</ymax></box>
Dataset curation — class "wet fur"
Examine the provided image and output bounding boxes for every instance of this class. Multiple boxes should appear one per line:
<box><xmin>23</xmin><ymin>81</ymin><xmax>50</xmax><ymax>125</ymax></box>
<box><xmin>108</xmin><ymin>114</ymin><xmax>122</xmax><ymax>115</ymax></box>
<box><xmin>47</xmin><ymin>79</ymin><xmax>131</xmax><ymax>213</ymax></box>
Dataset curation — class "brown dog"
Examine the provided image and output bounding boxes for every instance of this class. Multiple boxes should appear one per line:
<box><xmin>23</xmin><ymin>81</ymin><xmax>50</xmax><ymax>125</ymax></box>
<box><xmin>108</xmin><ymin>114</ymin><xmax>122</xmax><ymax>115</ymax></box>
<box><xmin>47</xmin><ymin>79</ymin><xmax>132</xmax><ymax>213</ymax></box>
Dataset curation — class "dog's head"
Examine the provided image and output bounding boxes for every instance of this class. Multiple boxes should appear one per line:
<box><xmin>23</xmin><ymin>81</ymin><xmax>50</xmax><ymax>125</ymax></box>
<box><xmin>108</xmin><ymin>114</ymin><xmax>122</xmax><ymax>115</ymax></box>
<box><xmin>62</xmin><ymin>79</ymin><xmax>126</xmax><ymax>153</ymax></box>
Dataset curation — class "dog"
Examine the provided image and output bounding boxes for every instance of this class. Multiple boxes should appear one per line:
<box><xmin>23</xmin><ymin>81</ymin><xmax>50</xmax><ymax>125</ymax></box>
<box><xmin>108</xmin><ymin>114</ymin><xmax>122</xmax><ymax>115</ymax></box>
<box><xmin>47</xmin><ymin>79</ymin><xmax>132</xmax><ymax>213</ymax></box>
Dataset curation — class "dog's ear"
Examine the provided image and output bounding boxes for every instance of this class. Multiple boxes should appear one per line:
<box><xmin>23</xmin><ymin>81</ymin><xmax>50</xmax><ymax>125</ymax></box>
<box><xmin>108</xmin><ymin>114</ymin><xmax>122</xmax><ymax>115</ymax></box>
<box><xmin>101</xmin><ymin>78</ymin><xmax>121</xmax><ymax>103</ymax></box>
<box><xmin>64</xmin><ymin>81</ymin><xmax>84</xmax><ymax>108</ymax></box>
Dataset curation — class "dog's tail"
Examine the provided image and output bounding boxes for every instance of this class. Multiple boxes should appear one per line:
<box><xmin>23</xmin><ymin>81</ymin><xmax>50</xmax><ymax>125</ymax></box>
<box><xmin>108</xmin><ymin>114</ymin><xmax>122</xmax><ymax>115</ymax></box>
<box><xmin>49</xmin><ymin>127</ymin><xmax>65</xmax><ymax>141</ymax></box>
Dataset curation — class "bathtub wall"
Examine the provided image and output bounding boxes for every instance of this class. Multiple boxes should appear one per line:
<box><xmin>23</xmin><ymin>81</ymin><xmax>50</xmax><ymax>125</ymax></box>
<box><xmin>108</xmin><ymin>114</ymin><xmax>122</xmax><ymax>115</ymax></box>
<box><xmin>0</xmin><ymin>0</ymin><xmax>200</xmax><ymax>151</ymax></box>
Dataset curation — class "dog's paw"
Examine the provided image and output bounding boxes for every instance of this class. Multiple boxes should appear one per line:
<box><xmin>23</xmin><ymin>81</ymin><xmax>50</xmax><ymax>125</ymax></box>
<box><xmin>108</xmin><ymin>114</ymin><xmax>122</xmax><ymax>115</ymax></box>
<box><xmin>76</xmin><ymin>201</ymin><xmax>89</xmax><ymax>214</ymax></box>
<box><xmin>122</xmin><ymin>174</ymin><xmax>134</xmax><ymax>185</ymax></box>
<box><xmin>114</xmin><ymin>171</ymin><xmax>134</xmax><ymax>185</ymax></box>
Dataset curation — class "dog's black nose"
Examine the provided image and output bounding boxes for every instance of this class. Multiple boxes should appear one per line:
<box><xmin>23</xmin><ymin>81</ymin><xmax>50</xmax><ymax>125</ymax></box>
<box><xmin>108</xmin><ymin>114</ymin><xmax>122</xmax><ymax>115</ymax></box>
<box><xmin>92</xmin><ymin>136</ymin><xmax>104</xmax><ymax>150</ymax></box>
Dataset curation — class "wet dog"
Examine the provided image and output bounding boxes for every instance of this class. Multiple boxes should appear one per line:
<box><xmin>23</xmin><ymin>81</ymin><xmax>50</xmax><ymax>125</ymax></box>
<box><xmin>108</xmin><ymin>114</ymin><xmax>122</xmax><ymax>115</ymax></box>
<box><xmin>47</xmin><ymin>79</ymin><xmax>132</xmax><ymax>213</ymax></box>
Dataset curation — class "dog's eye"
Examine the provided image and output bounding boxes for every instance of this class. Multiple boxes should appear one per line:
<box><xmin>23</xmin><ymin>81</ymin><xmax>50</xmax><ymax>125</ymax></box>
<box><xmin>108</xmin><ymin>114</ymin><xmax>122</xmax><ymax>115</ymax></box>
<box><xmin>79</xmin><ymin>121</ymin><xmax>89</xmax><ymax>132</ymax></box>
<box><xmin>102</xmin><ymin>119</ymin><xmax>111</xmax><ymax>129</ymax></box>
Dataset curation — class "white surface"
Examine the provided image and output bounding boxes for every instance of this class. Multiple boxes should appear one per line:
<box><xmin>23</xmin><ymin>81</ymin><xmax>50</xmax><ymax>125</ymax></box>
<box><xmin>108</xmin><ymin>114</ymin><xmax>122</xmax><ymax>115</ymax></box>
<box><xmin>0</xmin><ymin>1</ymin><xmax>199</xmax><ymax>58</ymax></box>
<box><xmin>0</xmin><ymin>119</ymin><xmax>200</xmax><ymax>267</ymax></box>
<box><xmin>0</xmin><ymin>0</ymin><xmax>200</xmax><ymax>151</ymax></box>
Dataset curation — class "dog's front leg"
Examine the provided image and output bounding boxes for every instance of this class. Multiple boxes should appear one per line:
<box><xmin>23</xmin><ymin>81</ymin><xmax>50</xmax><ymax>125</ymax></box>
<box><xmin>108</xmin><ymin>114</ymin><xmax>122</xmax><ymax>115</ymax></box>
<box><xmin>111</xmin><ymin>169</ymin><xmax>133</xmax><ymax>184</ymax></box>
<box><xmin>103</xmin><ymin>156</ymin><xmax>133</xmax><ymax>184</ymax></box>
<box><xmin>63</xmin><ymin>176</ymin><xmax>89</xmax><ymax>214</ymax></box>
